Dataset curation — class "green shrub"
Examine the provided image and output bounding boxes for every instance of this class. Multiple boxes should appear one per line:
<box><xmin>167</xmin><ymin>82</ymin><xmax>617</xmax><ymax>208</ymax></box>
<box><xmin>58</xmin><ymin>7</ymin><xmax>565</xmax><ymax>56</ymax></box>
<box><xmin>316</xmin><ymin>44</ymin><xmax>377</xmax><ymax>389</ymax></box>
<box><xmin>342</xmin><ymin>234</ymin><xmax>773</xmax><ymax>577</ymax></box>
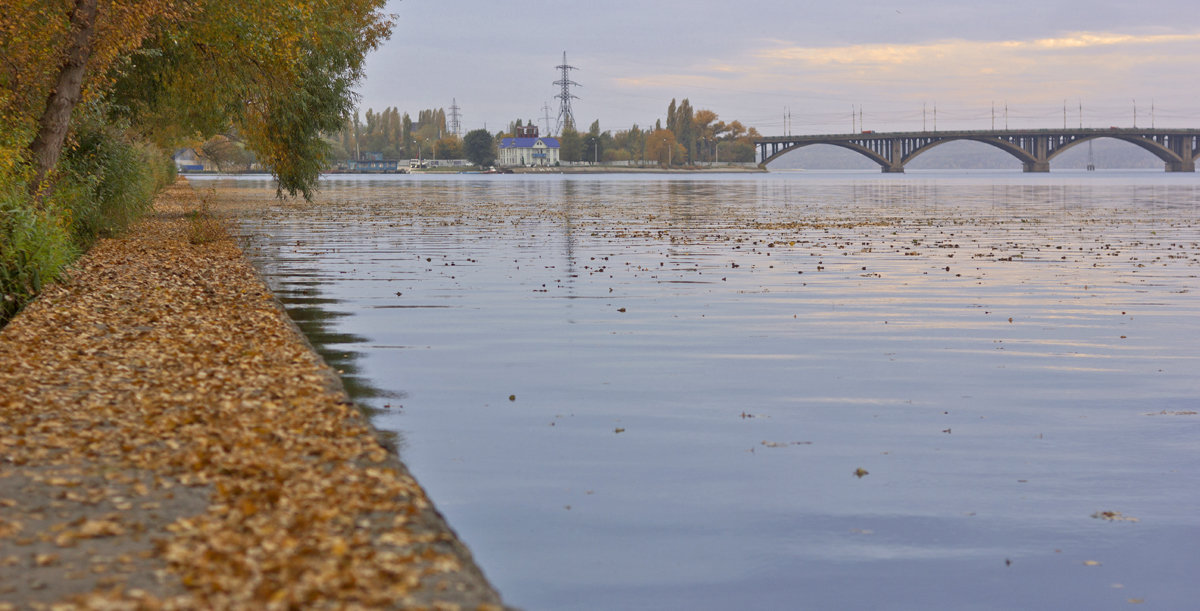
<box><xmin>1</xmin><ymin>118</ymin><xmax>172</xmax><ymax>326</ymax></box>
<box><xmin>0</xmin><ymin>177</ymin><xmax>76</xmax><ymax>325</ymax></box>
<box><xmin>58</xmin><ymin>120</ymin><xmax>161</xmax><ymax>249</ymax></box>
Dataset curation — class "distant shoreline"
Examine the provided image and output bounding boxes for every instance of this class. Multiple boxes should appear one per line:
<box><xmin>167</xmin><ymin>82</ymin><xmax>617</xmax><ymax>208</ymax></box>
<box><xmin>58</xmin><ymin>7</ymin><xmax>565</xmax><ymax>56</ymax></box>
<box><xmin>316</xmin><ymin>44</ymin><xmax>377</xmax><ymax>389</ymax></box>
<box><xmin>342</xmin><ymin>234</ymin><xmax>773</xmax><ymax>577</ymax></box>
<box><xmin>507</xmin><ymin>165</ymin><xmax>766</xmax><ymax>175</ymax></box>
<box><xmin>181</xmin><ymin>165</ymin><xmax>767</xmax><ymax>177</ymax></box>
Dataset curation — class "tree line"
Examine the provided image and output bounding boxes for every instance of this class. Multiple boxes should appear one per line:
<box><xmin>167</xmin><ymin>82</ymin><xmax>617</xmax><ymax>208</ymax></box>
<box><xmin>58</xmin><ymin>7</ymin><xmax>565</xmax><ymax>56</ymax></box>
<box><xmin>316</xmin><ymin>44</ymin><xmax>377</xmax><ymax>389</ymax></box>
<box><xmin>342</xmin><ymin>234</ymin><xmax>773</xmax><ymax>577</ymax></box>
<box><xmin>326</xmin><ymin>97</ymin><xmax>761</xmax><ymax>167</ymax></box>
<box><xmin>322</xmin><ymin>107</ymin><xmax>462</xmax><ymax>162</ymax></box>
<box><xmin>551</xmin><ymin>98</ymin><xmax>761</xmax><ymax>166</ymax></box>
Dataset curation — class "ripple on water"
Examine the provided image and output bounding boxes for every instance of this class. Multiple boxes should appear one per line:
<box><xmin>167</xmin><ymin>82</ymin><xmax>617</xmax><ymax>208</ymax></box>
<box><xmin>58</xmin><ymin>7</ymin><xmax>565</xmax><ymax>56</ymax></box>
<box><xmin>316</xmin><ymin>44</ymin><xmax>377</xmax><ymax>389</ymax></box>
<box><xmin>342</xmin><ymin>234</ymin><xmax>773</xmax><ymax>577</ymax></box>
<box><xmin>205</xmin><ymin>173</ymin><xmax>1200</xmax><ymax>611</ymax></box>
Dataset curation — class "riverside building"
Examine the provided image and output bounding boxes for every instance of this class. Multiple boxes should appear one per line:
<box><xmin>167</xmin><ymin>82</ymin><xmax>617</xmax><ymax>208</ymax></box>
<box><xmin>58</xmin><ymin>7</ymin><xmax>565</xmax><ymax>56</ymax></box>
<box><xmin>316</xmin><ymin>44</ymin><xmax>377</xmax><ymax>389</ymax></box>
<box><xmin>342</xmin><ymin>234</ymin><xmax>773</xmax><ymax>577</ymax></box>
<box><xmin>498</xmin><ymin>125</ymin><xmax>560</xmax><ymax>167</ymax></box>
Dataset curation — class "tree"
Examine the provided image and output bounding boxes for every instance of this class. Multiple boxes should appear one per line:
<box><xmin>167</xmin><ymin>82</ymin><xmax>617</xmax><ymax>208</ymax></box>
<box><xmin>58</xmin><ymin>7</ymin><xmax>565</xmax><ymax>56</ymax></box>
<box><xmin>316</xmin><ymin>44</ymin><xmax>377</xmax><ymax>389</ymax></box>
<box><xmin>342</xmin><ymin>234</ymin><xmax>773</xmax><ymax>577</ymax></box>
<box><xmin>434</xmin><ymin>135</ymin><xmax>461</xmax><ymax>160</ymax></box>
<box><xmin>672</xmin><ymin>98</ymin><xmax>695</xmax><ymax>164</ymax></box>
<box><xmin>645</xmin><ymin>129</ymin><xmax>678</xmax><ymax>168</ymax></box>
<box><xmin>559</xmin><ymin>125</ymin><xmax>583</xmax><ymax>162</ymax></box>
<box><xmin>13</xmin><ymin>0</ymin><xmax>193</xmax><ymax>197</ymax></box>
<box><xmin>201</xmin><ymin>134</ymin><xmax>255</xmax><ymax>171</ymax></box>
<box><xmin>26</xmin><ymin>0</ymin><xmax>98</xmax><ymax>196</ymax></box>
<box><xmin>693</xmin><ymin>109</ymin><xmax>719</xmax><ymax>162</ymax></box>
<box><xmin>104</xmin><ymin>0</ymin><xmax>394</xmax><ymax>198</ymax></box>
<box><xmin>401</xmin><ymin>113</ymin><xmax>413</xmax><ymax>156</ymax></box>
<box><xmin>584</xmin><ymin>120</ymin><xmax>603</xmax><ymax>163</ymax></box>
<box><xmin>462</xmin><ymin>129</ymin><xmax>495</xmax><ymax>167</ymax></box>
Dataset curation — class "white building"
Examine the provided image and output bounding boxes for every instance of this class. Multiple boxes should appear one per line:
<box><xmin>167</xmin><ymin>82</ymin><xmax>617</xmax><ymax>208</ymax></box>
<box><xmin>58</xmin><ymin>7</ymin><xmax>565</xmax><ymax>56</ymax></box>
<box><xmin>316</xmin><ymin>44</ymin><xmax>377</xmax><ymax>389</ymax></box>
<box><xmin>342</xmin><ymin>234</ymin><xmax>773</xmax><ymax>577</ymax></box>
<box><xmin>498</xmin><ymin>136</ymin><xmax>560</xmax><ymax>167</ymax></box>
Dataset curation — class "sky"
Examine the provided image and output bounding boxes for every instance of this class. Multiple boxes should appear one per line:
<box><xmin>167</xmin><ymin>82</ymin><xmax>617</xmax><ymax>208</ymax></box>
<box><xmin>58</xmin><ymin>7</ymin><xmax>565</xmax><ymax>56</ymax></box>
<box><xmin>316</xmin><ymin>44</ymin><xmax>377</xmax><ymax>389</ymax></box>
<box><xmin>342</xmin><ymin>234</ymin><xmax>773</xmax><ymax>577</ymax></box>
<box><xmin>357</xmin><ymin>0</ymin><xmax>1200</xmax><ymax>136</ymax></box>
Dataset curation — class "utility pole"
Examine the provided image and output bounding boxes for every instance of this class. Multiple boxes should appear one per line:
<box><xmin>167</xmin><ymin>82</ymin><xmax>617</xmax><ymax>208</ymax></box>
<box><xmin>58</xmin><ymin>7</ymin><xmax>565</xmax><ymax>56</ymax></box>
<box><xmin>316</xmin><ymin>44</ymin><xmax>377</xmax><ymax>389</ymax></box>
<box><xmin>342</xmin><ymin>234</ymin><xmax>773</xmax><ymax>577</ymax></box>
<box><xmin>448</xmin><ymin>98</ymin><xmax>462</xmax><ymax>137</ymax></box>
<box><xmin>851</xmin><ymin>105</ymin><xmax>856</xmax><ymax>133</ymax></box>
<box><xmin>553</xmin><ymin>51</ymin><xmax>580</xmax><ymax>135</ymax></box>
<box><xmin>1133</xmin><ymin>99</ymin><xmax>1137</xmax><ymax>128</ymax></box>
<box><xmin>1078</xmin><ymin>99</ymin><xmax>1083</xmax><ymax>129</ymax></box>
<box><xmin>991</xmin><ymin>101</ymin><xmax>995</xmax><ymax>131</ymax></box>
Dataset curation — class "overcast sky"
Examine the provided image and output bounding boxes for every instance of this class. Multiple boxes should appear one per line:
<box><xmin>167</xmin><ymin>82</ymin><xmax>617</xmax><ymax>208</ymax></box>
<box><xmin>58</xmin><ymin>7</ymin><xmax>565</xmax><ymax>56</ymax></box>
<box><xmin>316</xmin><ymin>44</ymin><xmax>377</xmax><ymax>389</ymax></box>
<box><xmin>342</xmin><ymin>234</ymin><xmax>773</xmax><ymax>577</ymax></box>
<box><xmin>357</xmin><ymin>0</ymin><xmax>1200</xmax><ymax>136</ymax></box>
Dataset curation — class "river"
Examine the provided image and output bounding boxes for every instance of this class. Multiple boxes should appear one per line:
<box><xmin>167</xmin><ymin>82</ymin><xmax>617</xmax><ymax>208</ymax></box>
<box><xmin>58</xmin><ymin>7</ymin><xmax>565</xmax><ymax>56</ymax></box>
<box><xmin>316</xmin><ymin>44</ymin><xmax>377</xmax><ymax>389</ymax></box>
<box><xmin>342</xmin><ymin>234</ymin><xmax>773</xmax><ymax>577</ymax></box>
<box><xmin>196</xmin><ymin>171</ymin><xmax>1200</xmax><ymax>610</ymax></box>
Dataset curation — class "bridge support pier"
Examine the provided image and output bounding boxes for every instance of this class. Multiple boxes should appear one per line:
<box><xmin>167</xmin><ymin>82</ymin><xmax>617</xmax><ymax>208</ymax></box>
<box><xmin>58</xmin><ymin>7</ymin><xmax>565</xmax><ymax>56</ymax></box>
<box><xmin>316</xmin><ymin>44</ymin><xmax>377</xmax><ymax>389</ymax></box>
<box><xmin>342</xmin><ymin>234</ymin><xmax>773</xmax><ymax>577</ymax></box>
<box><xmin>1165</xmin><ymin>159</ymin><xmax>1196</xmax><ymax>172</ymax></box>
<box><xmin>882</xmin><ymin>140</ymin><xmax>904</xmax><ymax>172</ymax></box>
<box><xmin>1023</xmin><ymin>161</ymin><xmax>1050</xmax><ymax>173</ymax></box>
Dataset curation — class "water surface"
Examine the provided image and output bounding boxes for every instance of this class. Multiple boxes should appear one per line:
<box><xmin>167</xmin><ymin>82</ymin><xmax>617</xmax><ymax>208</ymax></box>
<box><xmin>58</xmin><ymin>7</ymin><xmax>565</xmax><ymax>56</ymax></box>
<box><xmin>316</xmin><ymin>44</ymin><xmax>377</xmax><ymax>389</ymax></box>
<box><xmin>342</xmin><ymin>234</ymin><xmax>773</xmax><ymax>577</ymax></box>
<box><xmin>199</xmin><ymin>172</ymin><xmax>1200</xmax><ymax>610</ymax></box>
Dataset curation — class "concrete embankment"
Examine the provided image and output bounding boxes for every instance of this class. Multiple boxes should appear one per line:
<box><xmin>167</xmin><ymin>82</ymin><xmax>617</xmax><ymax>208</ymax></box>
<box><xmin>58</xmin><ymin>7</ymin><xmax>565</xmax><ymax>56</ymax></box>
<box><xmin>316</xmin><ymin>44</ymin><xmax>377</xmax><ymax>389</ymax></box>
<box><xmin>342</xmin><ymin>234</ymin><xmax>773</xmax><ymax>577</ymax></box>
<box><xmin>0</xmin><ymin>179</ymin><xmax>504</xmax><ymax>609</ymax></box>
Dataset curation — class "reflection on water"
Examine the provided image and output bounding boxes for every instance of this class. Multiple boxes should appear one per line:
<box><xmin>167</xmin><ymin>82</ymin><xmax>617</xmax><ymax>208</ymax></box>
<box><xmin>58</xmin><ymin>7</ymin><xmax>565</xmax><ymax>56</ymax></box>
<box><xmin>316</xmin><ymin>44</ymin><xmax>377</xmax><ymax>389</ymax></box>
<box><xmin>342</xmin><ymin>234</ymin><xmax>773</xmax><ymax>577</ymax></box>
<box><xmin>241</xmin><ymin>243</ymin><xmax>403</xmax><ymax>449</ymax></box>
<box><xmin>205</xmin><ymin>172</ymin><xmax>1200</xmax><ymax>611</ymax></box>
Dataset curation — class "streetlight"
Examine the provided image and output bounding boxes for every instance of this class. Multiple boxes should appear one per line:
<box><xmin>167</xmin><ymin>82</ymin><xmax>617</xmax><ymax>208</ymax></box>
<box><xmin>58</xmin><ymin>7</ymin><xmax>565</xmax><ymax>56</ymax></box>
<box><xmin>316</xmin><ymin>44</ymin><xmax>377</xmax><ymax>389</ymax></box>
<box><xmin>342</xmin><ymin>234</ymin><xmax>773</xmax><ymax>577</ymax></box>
<box><xmin>663</xmin><ymin>138</ymin><xmax>671</xmax><ymax>168</ymax></box>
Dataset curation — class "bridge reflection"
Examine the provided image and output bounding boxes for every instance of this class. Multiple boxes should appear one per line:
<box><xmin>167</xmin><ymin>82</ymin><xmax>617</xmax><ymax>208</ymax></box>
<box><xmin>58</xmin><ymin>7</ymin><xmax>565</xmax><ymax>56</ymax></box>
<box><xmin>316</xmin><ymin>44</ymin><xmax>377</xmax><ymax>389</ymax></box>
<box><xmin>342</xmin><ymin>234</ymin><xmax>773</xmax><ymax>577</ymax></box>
<box><xmin>756</xmin><ymin>128</ymin><xmax>1200</xmax><ymax>173</ymax></box>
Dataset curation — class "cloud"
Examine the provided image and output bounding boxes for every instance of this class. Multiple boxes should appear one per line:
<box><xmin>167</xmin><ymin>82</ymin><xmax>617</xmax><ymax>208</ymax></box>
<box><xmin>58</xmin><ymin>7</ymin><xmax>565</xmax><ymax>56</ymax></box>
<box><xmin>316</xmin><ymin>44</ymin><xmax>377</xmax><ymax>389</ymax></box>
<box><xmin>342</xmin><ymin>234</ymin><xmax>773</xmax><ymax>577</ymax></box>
<box><xmin>748</xmin><ymin>30</ymin><xmax>1200</xmax><ymax>88</ymax></box>
<box><xmin>600</xmin><ymin>29</ymin><xmax>1200</xmax><ymax>132</ymax></box>
<box><xmin>1029</xmin><ymin>32</ymin><xmax>1200</xmax><ymax>49</ymax></box>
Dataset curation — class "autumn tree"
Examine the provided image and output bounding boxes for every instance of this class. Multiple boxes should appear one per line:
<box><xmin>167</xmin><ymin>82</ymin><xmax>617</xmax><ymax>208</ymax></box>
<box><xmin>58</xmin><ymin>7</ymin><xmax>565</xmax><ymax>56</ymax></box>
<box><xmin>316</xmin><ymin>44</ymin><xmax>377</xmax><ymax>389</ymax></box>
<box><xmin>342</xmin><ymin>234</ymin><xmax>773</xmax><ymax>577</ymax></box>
<box><xmin>2</xmin><ymin>0</ymin><xmax>194</xmax><ymax>196</ymax></box>
<box><xmin>693</xmin><ymin>109</ymin><xmax>719</xmax><ymax>162</ymax></box>
<box><xmin>645</xmin><ymin>129</ymin><xmax>679</xmax><ymax>167</ymax></box>
<box><xmin>434</xmin><ymin>135</ymin><xmax>462</xmax><ymax>160</ymax></box>
<box><xmin>108</xmin><ymin>0</ymin><xmax>393</xmax><ymax>197</ymax></box>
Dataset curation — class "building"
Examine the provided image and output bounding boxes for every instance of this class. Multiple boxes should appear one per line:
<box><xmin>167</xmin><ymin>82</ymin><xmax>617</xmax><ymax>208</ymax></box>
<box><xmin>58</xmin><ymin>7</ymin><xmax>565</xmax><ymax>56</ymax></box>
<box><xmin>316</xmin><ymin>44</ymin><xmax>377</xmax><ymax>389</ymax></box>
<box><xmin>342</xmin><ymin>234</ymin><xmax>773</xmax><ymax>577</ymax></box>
<box><xmin>172</xmin><ymin>148</ymin><xmax>208</xmax><ymax>172</ymax></box>
<box><xmin>498</xmin><ymin>125</ymin><xmax>560</xmax><ymax>167</ymax></box>
<box><xmin>347</xmin><ymin>152</ymin><xmax>401</xmax><ymax>172</ymax></box>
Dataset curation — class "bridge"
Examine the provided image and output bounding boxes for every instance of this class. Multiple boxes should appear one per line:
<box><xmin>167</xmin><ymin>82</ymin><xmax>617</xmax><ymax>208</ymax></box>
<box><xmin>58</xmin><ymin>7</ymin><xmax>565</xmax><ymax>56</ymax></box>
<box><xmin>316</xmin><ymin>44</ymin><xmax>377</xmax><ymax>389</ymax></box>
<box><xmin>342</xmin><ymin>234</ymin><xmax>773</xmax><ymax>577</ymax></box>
<box><xmin>756</xmin><ymin>128</ymin><xmax>1200</xmax><ymax>173</ymax></box>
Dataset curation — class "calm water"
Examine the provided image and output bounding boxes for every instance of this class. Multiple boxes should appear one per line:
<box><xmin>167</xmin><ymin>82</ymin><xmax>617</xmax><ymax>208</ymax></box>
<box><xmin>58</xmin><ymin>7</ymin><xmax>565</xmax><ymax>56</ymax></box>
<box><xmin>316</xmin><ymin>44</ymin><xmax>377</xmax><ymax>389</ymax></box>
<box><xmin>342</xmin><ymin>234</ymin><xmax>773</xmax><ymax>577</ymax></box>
<box><xmin>198</xmin><ymin>172</ymin><xmax>1200</xmax><ymax>610</ymax></box>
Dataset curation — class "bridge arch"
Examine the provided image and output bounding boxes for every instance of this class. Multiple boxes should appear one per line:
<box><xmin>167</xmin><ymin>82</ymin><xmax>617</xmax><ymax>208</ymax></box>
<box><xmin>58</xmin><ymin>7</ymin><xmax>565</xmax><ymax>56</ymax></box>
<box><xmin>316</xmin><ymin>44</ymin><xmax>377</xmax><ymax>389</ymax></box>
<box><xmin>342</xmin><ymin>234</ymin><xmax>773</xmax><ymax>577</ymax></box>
<box><xmin>761</xmin><ymin>141</ymin><xmax>891</xmax><ymax>170</ymax></box>
<box><xmin>903</xmin><ymin>137</ymin><xmax>1037</xmax><ymax>169</ymax></box>
<box><xmin>1045</xmin><ymin>134</ymin><xmax>1188</xmax><ymax>169</ymax></box>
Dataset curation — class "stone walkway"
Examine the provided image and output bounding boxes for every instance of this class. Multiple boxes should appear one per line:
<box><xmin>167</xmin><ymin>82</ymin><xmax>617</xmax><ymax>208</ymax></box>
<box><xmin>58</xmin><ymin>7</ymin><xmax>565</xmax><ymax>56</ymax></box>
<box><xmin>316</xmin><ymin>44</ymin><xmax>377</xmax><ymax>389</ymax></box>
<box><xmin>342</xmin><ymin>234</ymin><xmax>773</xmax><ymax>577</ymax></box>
<box><xmin>0</xmin><ymin>180</ymin><xmax>505</xmax><ymax>610</ymax></box>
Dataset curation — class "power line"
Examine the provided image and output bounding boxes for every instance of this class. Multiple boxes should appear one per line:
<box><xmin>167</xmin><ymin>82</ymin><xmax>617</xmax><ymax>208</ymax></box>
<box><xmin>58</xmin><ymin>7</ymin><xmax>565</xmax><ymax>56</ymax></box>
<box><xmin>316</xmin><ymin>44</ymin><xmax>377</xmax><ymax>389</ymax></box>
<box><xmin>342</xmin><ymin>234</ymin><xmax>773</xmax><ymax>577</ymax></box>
<box><xmin>553</xmin><ymin>51</ymin><xmax>580</xmax><ymax>135</ymax></box>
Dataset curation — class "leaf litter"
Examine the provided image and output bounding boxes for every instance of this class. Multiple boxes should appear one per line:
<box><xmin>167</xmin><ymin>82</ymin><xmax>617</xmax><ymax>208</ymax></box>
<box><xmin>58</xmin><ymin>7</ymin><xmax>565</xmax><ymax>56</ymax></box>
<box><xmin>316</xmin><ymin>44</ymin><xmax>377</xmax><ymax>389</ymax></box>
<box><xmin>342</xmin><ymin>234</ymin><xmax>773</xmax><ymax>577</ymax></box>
<box><xmin>0</xmin><ymin>179</ymin><xmax>504</xmax><ymax>609</ymax></box>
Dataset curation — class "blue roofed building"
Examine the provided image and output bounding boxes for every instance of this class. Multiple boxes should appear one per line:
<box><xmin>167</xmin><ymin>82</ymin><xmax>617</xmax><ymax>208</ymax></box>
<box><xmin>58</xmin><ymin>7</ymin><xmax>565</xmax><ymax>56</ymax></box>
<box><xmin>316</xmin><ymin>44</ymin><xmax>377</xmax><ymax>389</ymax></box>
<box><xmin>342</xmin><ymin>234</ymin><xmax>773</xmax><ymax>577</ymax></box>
<box><xmin>498</xmin><ymin>125</ymin><xmax>559</xmax><ymax>167</ymax></box>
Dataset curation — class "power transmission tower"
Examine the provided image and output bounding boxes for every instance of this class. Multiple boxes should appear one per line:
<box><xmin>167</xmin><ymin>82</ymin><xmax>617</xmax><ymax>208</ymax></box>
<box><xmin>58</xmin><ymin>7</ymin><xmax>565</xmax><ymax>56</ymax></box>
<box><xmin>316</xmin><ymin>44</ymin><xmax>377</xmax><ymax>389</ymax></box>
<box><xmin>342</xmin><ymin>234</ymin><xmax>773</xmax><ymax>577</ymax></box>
<box><xmin>553</xmin><ymin>51</ymin><xmax>580</xmax><ymax>135</ymax></box>
<box><xmin>448</xmin><ymin>98</ymin><xmax>462</xmax><ymax>137</ymax></box>
<box><xmin>542</xmin><ymin>102</ymin><xmax>553</xmax><ymax>136</ymax></box>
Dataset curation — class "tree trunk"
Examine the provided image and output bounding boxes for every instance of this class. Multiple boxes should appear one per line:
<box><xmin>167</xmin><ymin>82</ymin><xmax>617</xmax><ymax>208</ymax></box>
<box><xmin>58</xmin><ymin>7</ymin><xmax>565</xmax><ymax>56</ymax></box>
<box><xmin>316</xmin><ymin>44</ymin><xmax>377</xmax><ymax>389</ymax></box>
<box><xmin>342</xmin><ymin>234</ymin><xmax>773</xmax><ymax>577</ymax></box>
<box><xmin>28</xmin><ymin>0</ymin><xmax>99</xmax><ymax>199</ymax></box>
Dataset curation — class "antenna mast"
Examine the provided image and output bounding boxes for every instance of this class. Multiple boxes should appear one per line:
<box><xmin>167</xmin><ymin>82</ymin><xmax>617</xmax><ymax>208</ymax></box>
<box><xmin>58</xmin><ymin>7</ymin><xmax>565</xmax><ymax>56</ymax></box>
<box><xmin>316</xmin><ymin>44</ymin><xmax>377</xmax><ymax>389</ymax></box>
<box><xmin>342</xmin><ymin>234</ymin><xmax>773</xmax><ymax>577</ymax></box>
<box><xmin>553</xmin><ymin>51</ymin><xmax>580</xmax><ymax>135</ymax></box>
